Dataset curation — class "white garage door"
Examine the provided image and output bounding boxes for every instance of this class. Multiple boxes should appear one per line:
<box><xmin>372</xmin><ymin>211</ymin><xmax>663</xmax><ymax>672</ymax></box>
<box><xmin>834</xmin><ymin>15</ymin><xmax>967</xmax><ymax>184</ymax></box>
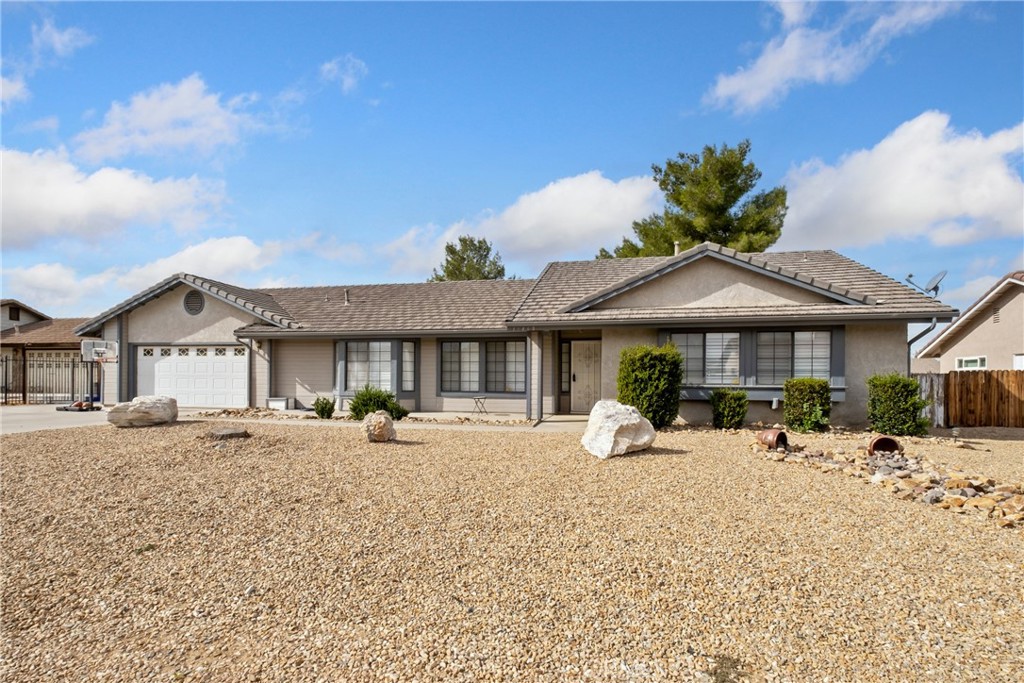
<box><xmin>137</xmin><ymin>346</ymin><xmax>248</xmax><ymax>407</ymax></box>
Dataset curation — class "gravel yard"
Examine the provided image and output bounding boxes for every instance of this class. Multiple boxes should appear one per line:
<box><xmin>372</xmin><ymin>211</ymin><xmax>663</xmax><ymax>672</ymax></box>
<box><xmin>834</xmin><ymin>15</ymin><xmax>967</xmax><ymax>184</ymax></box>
<box><xmin>2</xmin><ymin>422</ymin><xmax>1022</xmax><ymax>682</ymax></box>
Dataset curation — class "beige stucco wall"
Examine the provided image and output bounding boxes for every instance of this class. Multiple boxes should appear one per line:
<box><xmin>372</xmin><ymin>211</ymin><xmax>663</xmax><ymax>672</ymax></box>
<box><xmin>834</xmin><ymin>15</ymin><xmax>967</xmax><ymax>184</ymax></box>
<box><xmin>249</xmin><ymin>340</ymin><xmax>271</xmax><ymax>407</ymax></box>
<box><xmin>599</xmin><ymin>328</ymin><xmax>658</xmax><ymax>400</ymax></box>
<box><xmin>594</xmin><ymin>258</ymin><xmax>831</xmax><ymax>310</ymax></box>
<box><xmin>128</xmin><ymin>285</ymin><xmax>258</xmax><ymax>344</ymax></box>
<box><xmin>100</xmin><ymin>320</ymin><xmax>119</xmax><ymax>404</ymax></box>
<box><xmin>935</xmin><ymin>287</ymin><xmax>1023</xmax><ymax>373</ymax></box>
<box><xmin>833</xmin><ymin>321</ymin><xmax>907</xmax><ymax>425</ymax></box>
<box><xmin>272</xmin><ymin>340</ymin><xmax>335</xmax><ymax>409</ymax></box>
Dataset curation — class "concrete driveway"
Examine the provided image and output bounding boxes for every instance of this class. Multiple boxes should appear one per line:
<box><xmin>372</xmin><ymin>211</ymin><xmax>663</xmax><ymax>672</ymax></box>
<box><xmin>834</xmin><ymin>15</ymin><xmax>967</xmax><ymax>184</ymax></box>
<box><xmin>0</xmin><ymin>404</ymin><xmax>201</xmax><ymax>435</ymax></box>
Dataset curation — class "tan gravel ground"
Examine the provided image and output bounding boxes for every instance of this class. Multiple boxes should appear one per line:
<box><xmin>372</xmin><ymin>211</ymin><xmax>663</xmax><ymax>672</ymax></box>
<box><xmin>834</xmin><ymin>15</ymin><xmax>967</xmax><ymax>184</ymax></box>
<box><xmin>2</xmin><ymin>422</ymin><xmax>1022</xmax><ymax>682</ymax></box>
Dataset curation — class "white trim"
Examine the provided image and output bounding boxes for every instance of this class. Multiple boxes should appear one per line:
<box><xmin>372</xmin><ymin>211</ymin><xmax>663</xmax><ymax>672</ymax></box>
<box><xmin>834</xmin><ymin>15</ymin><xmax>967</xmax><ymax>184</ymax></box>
<box><xmin>955</xmin><ymin>356</ymin><xmax>987</xmax><ymax>370</ymax></box>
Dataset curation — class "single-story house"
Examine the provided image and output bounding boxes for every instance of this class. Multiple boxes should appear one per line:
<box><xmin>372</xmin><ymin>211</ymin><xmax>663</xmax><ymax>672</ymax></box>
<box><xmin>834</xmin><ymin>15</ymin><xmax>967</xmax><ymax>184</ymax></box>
<box><xmin>915</xmin><ymin>271</ymin><xmax>1024</xmax><ymax>372</ymax></box>
<box><xmin>74</xmin><ymin>242</ymin><xmax>957</xmax><ymax>425</ymax></box>
<box><xmin>1</xmin><ymin>304</ymin><xmax>96</xmax><ymax>404</ymax></box>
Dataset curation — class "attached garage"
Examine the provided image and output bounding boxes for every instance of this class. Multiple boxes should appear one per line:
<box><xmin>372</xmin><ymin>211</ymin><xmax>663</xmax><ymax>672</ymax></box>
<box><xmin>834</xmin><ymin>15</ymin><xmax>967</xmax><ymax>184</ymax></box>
<box><xmin>137</xmin><ymin>345</ymin><xmax>248</xmax><ymax>407</ymax></box>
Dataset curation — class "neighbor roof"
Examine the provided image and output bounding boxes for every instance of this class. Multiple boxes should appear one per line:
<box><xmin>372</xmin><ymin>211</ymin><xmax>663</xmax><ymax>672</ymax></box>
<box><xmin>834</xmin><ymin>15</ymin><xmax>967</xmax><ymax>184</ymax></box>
<box><xmin>506</xmin><ymin>242</ymin><xmax>956</xmax><ymax>328</ymax></box>
<box><xmin>1</xmin><ymin>318</ymin><xmax>91</xmax><ymax>346</ymax></box>
<box><xmin>916</xmin><ymin>271</ymin><xmax>1024</xmax><ymax>358</ymax></box>
<box><xmin>1</xmin><ymin>299</ymin><xmax>51</xmax><ymax>321</ymax></box>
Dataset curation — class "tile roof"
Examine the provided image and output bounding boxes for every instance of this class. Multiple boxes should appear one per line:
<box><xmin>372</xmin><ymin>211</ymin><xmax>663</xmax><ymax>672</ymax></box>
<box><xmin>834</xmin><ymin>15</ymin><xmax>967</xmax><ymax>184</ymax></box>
<box><xmin>506</xmin><ymin>242</ymin><xmax>956</xmax><ymax>327</ymax></box>
<box><xmin>1</xmin><ymin>318</ymin><xmax>91</xmax><ymax>346</ymax></box>
<box><xmin>238</xmin><ymin>279</ymin><xmax>537</xmax><ymax>336</ymax></box>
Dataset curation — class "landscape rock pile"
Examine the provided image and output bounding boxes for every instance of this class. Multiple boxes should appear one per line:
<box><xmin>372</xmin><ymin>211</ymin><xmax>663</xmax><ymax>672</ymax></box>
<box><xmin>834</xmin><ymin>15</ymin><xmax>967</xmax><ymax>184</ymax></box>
<box><xmin>755</xmin><ymin>437</ymin><xmax>1024</xmax><ymax>529</ymax></box>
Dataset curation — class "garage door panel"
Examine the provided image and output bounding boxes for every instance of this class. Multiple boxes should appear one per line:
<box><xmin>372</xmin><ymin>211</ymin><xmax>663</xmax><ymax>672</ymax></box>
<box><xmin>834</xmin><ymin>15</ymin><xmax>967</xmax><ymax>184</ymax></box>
<box><xmin>137</xmin><ymin>346</ymin><xmax>247</xmax><ymax>407</ymax></box>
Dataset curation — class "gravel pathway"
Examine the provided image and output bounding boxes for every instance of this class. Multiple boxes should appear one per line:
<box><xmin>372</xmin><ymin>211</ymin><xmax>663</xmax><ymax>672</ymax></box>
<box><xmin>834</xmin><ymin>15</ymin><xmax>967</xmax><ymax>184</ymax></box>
<box><xmin>2</xmin><ymin>422</ymin><xmax>1021</xmax><ymax>682</ymax></box>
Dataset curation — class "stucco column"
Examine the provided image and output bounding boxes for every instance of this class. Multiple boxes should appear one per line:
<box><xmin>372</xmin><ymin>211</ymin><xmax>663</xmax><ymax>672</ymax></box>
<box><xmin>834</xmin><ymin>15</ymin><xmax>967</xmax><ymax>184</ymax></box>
<box><xmin>528</xmin><ymin>331</ymin><xmax>544</xmax><ymax>421</ymax></box>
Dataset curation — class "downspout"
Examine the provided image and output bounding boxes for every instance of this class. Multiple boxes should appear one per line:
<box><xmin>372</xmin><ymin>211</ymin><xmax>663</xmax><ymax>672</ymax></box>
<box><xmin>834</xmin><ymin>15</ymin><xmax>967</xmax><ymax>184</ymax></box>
<box><xmin>907</xmin><ymin>318</ymin><xmax>937</xmax><ymax>374</ymax></box>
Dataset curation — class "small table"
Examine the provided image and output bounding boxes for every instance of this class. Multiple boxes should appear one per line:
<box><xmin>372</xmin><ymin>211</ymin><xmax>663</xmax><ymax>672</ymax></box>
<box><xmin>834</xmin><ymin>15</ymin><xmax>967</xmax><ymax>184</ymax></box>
<box><xmin>472</xmin><ymin>396</ymin><xmax>488</xmax><ymax>414</ymax></box>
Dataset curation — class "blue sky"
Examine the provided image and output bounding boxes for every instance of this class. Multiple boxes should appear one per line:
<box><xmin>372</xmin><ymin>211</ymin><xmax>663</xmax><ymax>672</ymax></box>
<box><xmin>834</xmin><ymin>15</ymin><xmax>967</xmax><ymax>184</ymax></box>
<box><xmin>2</xmin><ymin>2</ymin><xmax>1022</xmax><ymax>336</ymax></box>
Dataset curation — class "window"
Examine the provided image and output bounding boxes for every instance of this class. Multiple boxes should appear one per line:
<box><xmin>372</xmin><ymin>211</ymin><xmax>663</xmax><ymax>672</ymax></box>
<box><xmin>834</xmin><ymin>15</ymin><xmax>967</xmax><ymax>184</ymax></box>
<box><xmin>142</xmin><ymin>348</ymin><xmax>154</xmax><ymax>357</ymax></box>
<box><xmin>178</xmin><ymin>348</ymin><xmax>189</xmax><ymax>357</ymax></box>
<box><xmin>757</xmin><ymin>331</ymin><xmax>831</xmax><ymax>383</ymax></box>
<box><xmin>9</xmin><ymin>306</ymin><xmax>20</xmax><ymax>321</ymax></box>
<box><xmin>956</xmin><ymin>356</ymin><xmax>987</xmax><ymax>370</ymax></box>
<box><xmin>215</xmin><ymin>348</ymin><xmax>226</xmax><ymax>356</ymax></box>
<box><xmin>486</xmin><ymin>341</ymin><xmax>526</xmax><ymax>393</ymax></box>
<box><xmin>441</xmin><ymin>342</ymin><xmax>479</xmax><ymax>392</ymax></box>
<box><xmin>160</xmin><ymin>348</ymin><xmax>171</xmax><ymax>357</ymax></box>
<box><xmin>234</xmin><ymin>347</ymin><xmax>246</xmax><ymax>357</ymax></box>
<box><xmin>196</xmin><ymin>348</ymin><xmax>207</xmax><ymax>357</ymax></box>
<box><xmin>346</xmin><ymin>341</ymin><xmax>392</xmax><ymax>391</ymax></box>
<box><xmin>672</xmin><ymin>333</ymin><xmax>705</xmax><ymax>384</ymax></box>
<box><xmin>402</xmin><ymin>342</ymin><xmax>415</xmax><ymax>392</ymax></box>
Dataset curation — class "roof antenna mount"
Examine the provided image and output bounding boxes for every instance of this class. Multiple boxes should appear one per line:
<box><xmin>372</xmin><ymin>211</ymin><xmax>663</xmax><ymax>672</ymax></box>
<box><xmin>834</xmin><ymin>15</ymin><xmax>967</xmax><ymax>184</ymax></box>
<box><xmin>905</xmin><ymin>270</ymin><xmax>947</xmax><ymax>298</ymax></box>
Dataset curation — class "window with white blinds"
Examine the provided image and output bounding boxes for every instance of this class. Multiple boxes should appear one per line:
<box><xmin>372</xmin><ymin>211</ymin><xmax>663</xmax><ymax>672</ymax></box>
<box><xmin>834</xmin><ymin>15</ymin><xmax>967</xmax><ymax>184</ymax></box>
<box><xmin>346</xmin><ymin>341</ymin><xmax>392</xmax><ymax>391</ymax></box>
<box><xmin>705</xmin><ymin>332</ymin><xmax>740</xmax><ymax>385</ymax></box>
<box><xmin>675</xmin><ymin>329</ymin><xmax>833</xmax><ymax>387</ymax></box>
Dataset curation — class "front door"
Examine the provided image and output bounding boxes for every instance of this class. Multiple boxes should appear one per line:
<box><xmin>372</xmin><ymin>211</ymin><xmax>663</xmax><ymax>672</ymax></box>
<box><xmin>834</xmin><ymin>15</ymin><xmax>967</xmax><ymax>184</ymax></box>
<box><xmin>570</xmin><ymin>340</ymin><xmax>601</xmax><ymax>413</ymax></box>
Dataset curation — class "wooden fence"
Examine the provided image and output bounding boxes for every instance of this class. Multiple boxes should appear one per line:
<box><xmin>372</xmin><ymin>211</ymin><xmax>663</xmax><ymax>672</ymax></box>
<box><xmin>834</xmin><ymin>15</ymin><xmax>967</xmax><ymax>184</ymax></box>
<box><xmin>914</xmin><ymin>370</ymin><xmax>1024</xmax><ymax>428</ymax></box>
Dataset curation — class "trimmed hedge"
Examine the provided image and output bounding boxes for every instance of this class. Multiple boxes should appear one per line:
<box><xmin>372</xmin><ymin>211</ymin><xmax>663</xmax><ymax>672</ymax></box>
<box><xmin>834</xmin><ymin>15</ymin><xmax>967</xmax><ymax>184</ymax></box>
<box><xmin>783</xmin><ymin>378</ymin><xmax>831</xmax><ymax>433</ymax></box>
<box><xmin>709</xmin><ymin>388</ymin><xmax>748</xmax><ymax>429</ymax></box>
<box><xmin>348</xmin><ymin>384</ymin><xmax>409</xmax><ymax>421</ymax></box>
<box><xmin>867</xmin><ymin>373</ymin><xmax>929</xmax><ymax>436</ymax></box>
<box><xmin>616</xmin><ymin>343</ymin><xmax>683</xmax><ymax>429</ymax></box>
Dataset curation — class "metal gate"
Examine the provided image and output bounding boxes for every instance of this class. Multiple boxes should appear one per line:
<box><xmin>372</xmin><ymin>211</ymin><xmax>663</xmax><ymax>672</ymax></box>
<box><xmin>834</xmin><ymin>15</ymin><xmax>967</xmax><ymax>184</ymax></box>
<box><xmin>0</xmin><ymin>357</ymin><xmax>100</xmax><ymax>405</ymax></box>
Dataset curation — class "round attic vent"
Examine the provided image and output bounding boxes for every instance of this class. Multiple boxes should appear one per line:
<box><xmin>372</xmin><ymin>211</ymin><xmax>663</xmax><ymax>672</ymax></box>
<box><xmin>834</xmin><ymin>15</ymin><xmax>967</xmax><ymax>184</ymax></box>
<box><xmin>184</xmin><ymin>290</ymin><xmax>205</xmax><ymax>316</ymax></box>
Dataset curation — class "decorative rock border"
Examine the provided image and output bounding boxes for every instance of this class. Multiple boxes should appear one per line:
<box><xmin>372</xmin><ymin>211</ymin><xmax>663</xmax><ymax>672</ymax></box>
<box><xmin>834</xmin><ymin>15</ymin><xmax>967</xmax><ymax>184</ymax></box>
<box><xmin>753</xmin><ymin>436</ymin><xmax>1024</xmax><ymax>529</ymax></box>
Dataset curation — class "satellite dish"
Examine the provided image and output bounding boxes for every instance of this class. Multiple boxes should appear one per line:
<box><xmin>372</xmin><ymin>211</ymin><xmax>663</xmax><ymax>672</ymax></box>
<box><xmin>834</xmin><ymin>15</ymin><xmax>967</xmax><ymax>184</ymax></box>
<box><xmin>905</xmin><ymin>270</ymin><xmax>947</xmax><ymax>298</ymax></box>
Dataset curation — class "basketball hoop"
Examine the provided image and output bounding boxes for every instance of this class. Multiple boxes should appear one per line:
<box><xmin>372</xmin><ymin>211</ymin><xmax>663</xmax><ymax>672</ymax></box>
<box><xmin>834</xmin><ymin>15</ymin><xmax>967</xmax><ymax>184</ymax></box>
<box><xmin>81</xmin><ymin>340</ymin><xmax>119</xmax><ymax>363</ymax></box>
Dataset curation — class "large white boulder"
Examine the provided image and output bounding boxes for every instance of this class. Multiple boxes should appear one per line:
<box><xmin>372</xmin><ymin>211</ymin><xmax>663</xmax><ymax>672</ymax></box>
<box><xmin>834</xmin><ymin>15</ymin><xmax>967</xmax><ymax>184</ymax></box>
<box><xmin>108</xmin><ymin>396</ymin><xmax>178</xmax><ymax>428</ymax></box>
<box><xmin>581</xmin><ymin>400</ymin><xmax>656</xmax><ymax>458</ymax></box>
<box><xmin>361</xmin><ymin>410</ymin><xmax>396</xmax><ymax>442</ymax></box>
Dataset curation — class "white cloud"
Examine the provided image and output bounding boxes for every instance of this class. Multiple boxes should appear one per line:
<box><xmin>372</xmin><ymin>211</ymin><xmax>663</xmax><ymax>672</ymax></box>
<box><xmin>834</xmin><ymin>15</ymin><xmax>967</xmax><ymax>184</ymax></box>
<box><xmin>1</xmin><ymin>263</ymin><xmax>114</xmax><ymax>312</ymax></box>
<box><xmin>1</xmin><ymin>147</ymin><xmax>225</xmax><ymax>249</ymax></box>
<box><xmin>1</xmin><ymin>75</ymin><xmax>30</xmax><ymax>110</ymax></box>
<box><xmin>18</xmin><ymin>115</ymin><xmax>60</xmax><ymax>134</ymax></box>
<box><xmin>31</xmin><ymin>17</ymin><xmax>95</xmax><ymax>61</ymax></box>
<box><xmin>379</xmin><ymin>171</ymin><xmax>662</xmax><ymax>277</ymax></box>
<box><xmin>777</xmin><ymin>112</ymin><xmax>1024</xmax><ymax>250</ymax></box>
<box><xmin>3</xmin><ymin>237</ymin><xmax>283</xmax><ymax>314</ymax></box>
<box><xmin>295</xmin><ymin>232</ymin><xmax>368</xmax><ymax>264</ymax></box>
<box><xmin>706</xmin><ymin>2</ymin><xmax>960</xmax><ymax>114</ymax></box>
<box><xmin>74</xmin><ymin>74</ymin><xmax>263</xmax><ymax>163</ymax></box>
<box><xmin>115</xmin><ymin>236</ymin><xmax>283</xmax><ymax>292</ymax></box>
<box><xmin>319</xmin><ymin>54</ymin><xmax>368</xmax><ymax>95</ymax></box>
<box><xmin>773</xmin><ymin>1</ymin><xmax>816</xmax><ymax>29</ymax></box>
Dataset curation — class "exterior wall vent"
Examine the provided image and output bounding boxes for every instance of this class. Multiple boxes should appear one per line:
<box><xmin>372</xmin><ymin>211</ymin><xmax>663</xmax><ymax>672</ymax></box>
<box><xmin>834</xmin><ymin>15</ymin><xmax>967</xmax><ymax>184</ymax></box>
<box><xmin>184</xmin><ymin>290</ymin><xmax>205</xmax><ymax>316</ymax></box>
<box><xmin>993</xmin><ymin>306</ymin><xmax>1001</xmax><ymax>324</ymax></box>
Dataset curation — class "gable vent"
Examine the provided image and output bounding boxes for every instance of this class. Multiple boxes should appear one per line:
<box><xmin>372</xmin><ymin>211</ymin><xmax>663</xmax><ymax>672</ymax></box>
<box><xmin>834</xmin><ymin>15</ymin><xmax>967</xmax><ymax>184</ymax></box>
<box><xmin>993</xmin><ymin>306</ymin><xmax>1001</xmax><ymax>324</ymax></box>
<box><xmin>184</xmin><ymin>290</ymin><xmax>205</xmax><ymax>316</ymax></box>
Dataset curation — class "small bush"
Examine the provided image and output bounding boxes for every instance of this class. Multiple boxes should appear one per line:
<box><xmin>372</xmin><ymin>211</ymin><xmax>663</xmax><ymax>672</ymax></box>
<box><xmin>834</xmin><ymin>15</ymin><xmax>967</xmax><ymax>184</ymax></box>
<box><xmin>709</xmin><ymin>388</ymin><xmax>748</xmax><ymax>429</ymax></box>
<box><xmin>867</xmin><ymin>373</ymin><xmax>929</xmax><ymax>436</ymax></box>
<box><xmin>783</xmin><ymin>378</ymin><xmax>831</xmax><ymax>433</ymax></box>
<box><xmin>616</xmin><ymin>343</ymin><xmax>684</xmax><ymax>429</ymax></box>
<box><xmin>312</xmin><ymin>395</ymin><xmax>336</xmax><ymax>419</ymax></box>
<box><xmin>348</xmin><ymin>384</ymin><xmax>409</xmax><ymax>421</ymax></box>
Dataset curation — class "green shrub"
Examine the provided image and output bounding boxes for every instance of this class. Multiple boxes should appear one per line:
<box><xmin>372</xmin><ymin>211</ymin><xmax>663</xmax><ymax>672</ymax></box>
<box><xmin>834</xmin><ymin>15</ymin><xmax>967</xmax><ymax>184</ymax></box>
<box><xmin>867</xmin><ymin>373</ymin><xmax>929</xmax><ymax>436</ymax></box>
<box><xmin>312</xmin><ymin>395</ymin><xmax>336</xmax><ymax>419</ymax></box>
<box><xmin>348</xmin><ymin>384</ymin><xmax>409</xmax><ymax>421</ymax></box>
<box><xmin>709</xmin><ymin>388</ymin><xmax>749</xmax><ymax>429</ymax></box>
<box><xmin>616</xmin><ymin>343</ymin><xmax>683</xmax><ymax>429</ymax></box>
<box><xmin>783</xmin><ymin>378</ymin><xmax>831</xmax><ymax>433</ymax></box>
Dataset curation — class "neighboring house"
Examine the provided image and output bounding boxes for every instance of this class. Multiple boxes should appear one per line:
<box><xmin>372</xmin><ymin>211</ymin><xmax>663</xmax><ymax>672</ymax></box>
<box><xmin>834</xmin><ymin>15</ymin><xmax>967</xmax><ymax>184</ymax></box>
<box><xmin>1</xmin><ymin>299</ymin><xmax>50</xmax><ymax>333</ymax></box>
<box><xmin>0</xmin><ymin>307</ymin><xmax>96</xmax><ymax>404</ymax></box>
<box><xmin>74</xmin><ymin>242</ymin><xmax>956</xmax><ymax>425</ymax></box>
<box><xmin>916</xmin><ymin>271</ymin><xmax>1024</xmax><ymax>373</ymax></box>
